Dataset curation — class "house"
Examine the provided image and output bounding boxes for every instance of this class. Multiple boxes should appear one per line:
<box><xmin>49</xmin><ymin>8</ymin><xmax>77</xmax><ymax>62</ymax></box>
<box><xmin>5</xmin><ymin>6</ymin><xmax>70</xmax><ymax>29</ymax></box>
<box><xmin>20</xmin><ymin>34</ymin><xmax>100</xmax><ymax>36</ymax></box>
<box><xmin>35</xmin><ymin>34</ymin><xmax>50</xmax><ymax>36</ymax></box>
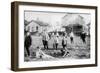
<box><xmin>25</xmin><ymin>20</ymin><xmax>50</xmax><ymax>35</ymax></box>
<box><xmin>62</xmin><ymin>13</ymin><xmax>86</xmax><ymax>36</ymax></box>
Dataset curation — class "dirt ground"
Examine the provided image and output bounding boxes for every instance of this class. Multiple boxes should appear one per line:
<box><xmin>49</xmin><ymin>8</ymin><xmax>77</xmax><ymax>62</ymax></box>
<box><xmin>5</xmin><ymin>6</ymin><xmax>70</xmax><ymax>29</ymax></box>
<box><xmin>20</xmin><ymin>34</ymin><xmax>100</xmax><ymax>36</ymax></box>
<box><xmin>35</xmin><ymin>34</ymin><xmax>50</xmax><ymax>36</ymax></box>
<box><xmin>24</xmin><ymin>35</ymin><xmax>90</xmax><ymax>61</ymax></box>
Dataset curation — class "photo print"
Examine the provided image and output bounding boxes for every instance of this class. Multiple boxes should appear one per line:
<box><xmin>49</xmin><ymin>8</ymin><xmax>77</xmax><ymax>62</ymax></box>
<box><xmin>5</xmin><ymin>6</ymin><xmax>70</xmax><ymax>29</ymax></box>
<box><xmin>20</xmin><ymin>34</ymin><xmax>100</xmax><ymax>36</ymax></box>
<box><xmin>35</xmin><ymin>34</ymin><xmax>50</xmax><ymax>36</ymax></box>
<box><xmin>24</xmin><ymin>11</ymin><xmax>91</xmax><ymax>62</ymax></box>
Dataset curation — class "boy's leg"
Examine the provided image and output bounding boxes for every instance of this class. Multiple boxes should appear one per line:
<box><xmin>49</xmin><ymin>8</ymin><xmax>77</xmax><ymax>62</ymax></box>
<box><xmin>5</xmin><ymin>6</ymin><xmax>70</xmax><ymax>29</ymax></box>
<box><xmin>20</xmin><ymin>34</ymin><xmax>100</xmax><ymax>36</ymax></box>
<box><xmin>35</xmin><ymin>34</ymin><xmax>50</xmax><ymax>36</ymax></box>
<box><xmin>44</xmin><ymin>40</ymin><xmax>46</xmax><ymax>49</ymax></box>
<box><xmin>56</xmin><ymin>43</ymin><xmax>58</xmax><ymax>50</ymax></box>
<box><xmin>26</xmin><ymin>47</ymin><xmax>30</xmax><ymax>56</ymax></box>
<box><xmin>42</xmin><ymin>40</ymin><xmax>45</xmax><ymax>49</ymax></box>
<box><xmin>45</xmin><ymin>41</ymin><xmax>48</xmax><ymax>49</ymax></box>
<box><xmin>62</xmin><ymin>44</ymin><xmax>64</xmax><ymax>49</ymax></box>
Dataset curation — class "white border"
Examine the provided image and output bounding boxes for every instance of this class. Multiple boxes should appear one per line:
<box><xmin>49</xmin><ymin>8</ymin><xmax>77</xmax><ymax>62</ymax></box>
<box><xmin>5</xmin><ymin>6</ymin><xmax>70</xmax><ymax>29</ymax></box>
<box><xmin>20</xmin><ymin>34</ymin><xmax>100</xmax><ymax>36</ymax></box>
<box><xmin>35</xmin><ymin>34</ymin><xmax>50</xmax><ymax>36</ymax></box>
<box><xmin>18</xmin><ymin>5</ymin><xmax>96</xmax><ymax>68</ymax></box>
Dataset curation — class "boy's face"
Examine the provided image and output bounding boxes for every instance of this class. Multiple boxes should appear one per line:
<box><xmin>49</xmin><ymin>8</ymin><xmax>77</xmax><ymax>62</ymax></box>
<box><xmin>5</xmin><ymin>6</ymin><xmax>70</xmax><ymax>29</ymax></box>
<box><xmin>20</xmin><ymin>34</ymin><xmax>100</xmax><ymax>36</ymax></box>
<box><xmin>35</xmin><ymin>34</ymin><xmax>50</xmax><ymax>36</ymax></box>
<box><xmin>27</xmin><ymin>32</ymin><xmax>30</xmax><ymax>36</ymax></box>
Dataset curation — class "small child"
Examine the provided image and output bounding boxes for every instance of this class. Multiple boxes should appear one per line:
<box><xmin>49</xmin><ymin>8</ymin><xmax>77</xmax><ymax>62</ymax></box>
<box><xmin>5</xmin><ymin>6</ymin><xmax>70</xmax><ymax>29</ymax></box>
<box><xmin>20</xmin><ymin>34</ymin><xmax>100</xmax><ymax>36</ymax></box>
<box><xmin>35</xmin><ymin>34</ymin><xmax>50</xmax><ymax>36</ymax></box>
<box><xmin>62</xmin><ymin>36</ymin><xmax>67</xmax><ymax>49</ymax></box>
<box><xmin>54</xmin><ymin>36</ymin><xmax>59</xmax><ymax>50</ymax></box>
<box><xmin>36</xmin><ymin>46</ymin><xmax>54</xmax><ymax>59</ymax></box>
<box><xmin>36</xmin><ymin>46</ymin><xmax>44</xmax><ymax>59</ymax></box>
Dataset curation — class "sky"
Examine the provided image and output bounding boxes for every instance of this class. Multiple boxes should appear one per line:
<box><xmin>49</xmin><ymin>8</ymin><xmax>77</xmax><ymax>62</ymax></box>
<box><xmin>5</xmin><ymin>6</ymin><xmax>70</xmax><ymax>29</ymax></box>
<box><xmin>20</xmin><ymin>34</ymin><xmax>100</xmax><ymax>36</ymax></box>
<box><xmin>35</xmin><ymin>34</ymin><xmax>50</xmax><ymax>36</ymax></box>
<box><xmin>25</xmin><ymin>11</ymin><xmax>91</xmax><ymax>30</ymax></box>
<box><xmin>25</xmin><ymin>11</ymin><xmax>66</xmax><ymax>25</ymax></box>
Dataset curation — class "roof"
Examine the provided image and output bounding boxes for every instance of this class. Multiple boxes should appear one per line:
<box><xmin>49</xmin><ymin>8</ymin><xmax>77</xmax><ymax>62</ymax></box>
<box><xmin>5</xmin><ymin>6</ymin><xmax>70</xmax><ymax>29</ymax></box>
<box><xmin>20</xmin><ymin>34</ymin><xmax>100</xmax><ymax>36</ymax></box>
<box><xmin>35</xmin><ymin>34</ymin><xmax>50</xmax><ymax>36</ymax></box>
<box><xmin>27</xmin><ymin>20</ymin><xmax>49</xmax><ymax>27</ymax></box>
<box><xmin>24</xmin><ymin>20</ymin><xmax>32</xmax><ymax>26</ymax></box>
<box><xmin>62</xmin><ymin>14</ymin><xmax>85</xmax><ymax>26</ymax></box>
